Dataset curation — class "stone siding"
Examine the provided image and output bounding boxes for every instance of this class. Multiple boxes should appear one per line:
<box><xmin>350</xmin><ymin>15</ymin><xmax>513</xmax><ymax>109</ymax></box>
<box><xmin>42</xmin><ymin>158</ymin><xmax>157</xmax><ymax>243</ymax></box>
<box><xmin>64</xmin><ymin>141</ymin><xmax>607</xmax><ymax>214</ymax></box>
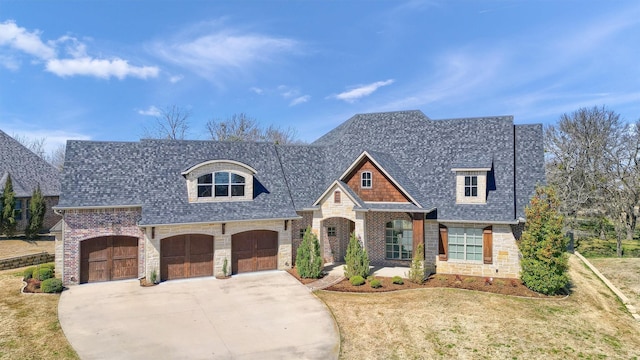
<box><xmin>455</xmin><ymin>171</ymin><xmax>487</xmax><ymax>204</ymax></box>
<box><xmin>435</xmin><ymin>223</ymin><xmax>520</xmax><ymax>278</ymax></box>
<box><xmin>61</xmin><ymin>208</ymin><xmax>144</xmax><ymax>285</ymax></box>
<box><xmin>184</xmin><ymin>162</ymin><xmax>254</xmax><ymax>203</ymax></box>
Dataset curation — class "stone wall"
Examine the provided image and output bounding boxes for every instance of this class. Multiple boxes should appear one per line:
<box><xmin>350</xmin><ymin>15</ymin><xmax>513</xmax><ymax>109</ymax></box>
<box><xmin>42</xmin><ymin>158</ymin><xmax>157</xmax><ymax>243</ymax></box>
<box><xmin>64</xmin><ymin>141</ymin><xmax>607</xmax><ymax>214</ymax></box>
<box><xmin>61</xmin><ymin>208</ymin><xmax>145</xmax><ymax>285</ymax></box>
<box><xmin>0</xmin><ymin>252</ymin><xmax>54</xmax><ymax>270</ymax></box>
<box><xmin>435</xmin><ymin>223</ymin><xmax>521</xmax><ymax>278</ymax></box>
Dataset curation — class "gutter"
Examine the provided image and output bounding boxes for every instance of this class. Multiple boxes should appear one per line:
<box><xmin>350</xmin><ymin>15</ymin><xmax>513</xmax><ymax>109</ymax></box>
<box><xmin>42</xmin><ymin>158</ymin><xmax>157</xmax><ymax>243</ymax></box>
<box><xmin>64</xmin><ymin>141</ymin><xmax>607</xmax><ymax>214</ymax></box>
<box><xmin>139</xmin><ymin>215</ymin><xmax>302</xmax><ymax>228</ymax></box>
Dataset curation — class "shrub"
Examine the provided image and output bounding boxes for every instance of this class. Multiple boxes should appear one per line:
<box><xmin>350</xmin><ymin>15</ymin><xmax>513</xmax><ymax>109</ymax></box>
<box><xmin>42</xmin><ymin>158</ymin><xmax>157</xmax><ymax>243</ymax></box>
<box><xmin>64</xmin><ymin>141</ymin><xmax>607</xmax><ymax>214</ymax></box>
<box><xmin>296</xmin><ymin>227</ymin><xmax>323</xmax><ymax>279</ymax></box>
<box><xmin>35</xmin><ymin>268</ymin><xmax>53</xmax><ymax>281</ymax></box>
<box><xmin>39</xmin><ymin>262</ymin><xmax>55</xmax><ymax>270</ymax></box>
<box><xmin>406</xmin><ymin>243</ymin><xmax>425</xmax><ymax>284</ymax></box>
<box><xmin>222</xmin><ymin>258</ymin><xmax>228</xmax><ymax>277</ymax></box>
<box><xmin>41</xmin><ymin>278</ymin><xmax>63</xmax><ymax>293</ymax></box>
<box><xmin>349</xmin><ymin>275</ymin><xmax>365</xmax><ymax>286</ymax></box>
<box><xmin>1</xmin><ymin>175</ymin><xmax>17</xmax><ymax>236</ymax></box>
<box><xmin>344</xmin><ymin>232</ymin><xmax>369</xmax><ymax>278</ymax></box>
<box><xmin>23</xmin><ymin>267</ymin><xmax>35</xmax><ymax>280</ymax></box>
<box><xmin>25</xmin><ymin>185</ymin><xmax>45</xmax><ymax>239</ymax></box>
<box><xmin>370</xmin><ymin>279</ymin><xmax>382</xmax><ymax>288</ymax></box>
<box><xmin>518</xmin><ymin>186</ymin><xmax>569</xmax><ymax>295</ymax></box>
<box><xmin>392</xmin><ymin>276</ymin><xmax>404</xmax><ymax>285</ymax></box>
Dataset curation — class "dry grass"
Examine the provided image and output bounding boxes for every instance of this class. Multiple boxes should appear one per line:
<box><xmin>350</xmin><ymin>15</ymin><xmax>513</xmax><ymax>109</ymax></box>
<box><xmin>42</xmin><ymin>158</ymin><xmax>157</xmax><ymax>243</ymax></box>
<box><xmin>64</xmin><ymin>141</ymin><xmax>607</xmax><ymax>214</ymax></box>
<box><xmin>589</xmin><ymin>257</ymin><xmax>640</xmax><ymax>311</ymax></box>
<box><xmin>0</xmin><ymin>267</ymin><xmax>78</xmax><ymax>360</ymax></box>
<box><xmin>317</xmin><ymin>255</ymin><xmax>640</xmax><ymax>359</ymax></box>
<box><xmin>0</xmin><ymin>239</ymin><xmax>55</xmax><ymax>259</ymax></box>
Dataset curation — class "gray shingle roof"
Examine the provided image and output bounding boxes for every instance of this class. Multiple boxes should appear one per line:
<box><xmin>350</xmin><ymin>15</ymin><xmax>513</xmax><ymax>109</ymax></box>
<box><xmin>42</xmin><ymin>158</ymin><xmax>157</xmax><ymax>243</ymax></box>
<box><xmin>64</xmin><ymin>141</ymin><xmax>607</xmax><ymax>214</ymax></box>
<box><xmin>0</xmin><ymin>129</ymin><xmax>61</xmax><ymax>197</ymax></box>
<box><xmin>58</xmin><ymin>110</ymin><xmax>544</xmax><ymax>225</ymax></box>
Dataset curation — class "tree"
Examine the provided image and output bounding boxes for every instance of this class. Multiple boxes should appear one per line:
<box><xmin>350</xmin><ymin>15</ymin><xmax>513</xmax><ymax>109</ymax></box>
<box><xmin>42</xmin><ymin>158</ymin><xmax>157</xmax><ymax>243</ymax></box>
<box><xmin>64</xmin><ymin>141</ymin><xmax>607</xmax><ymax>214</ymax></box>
<box><xmin>1</xmin><ymin>175</ymin><xmax>17</xmax><ymax>236</ymax></box>
<box><xmin>545</xmin><ymin>106</ymin><xmax>640</xmax><ymax>256</ymax></box>
<box><xmin>518</xmin><ymin>186</ymin><xmax>569</xmax><ymax>295</ymax></box>
<box><xmin>406</xmin><ymin>243</ymin><xmax>425</xmax><ymax>284</ymax></box>
<box><xmin>49</xmin><ymin>144</ymin><xmax>66</xmax><ymax>171</ymax></box>
<box><xmin>344</xmin><ymin>232</ymin><xmax>370</xmax><ymax>279</ymax></box>
<box><xmin>25</xmin><ymin>185</ymin><xmax>46</xmax><ymax>239</ymax></box>
<box><xmin>206</xmin><ymin>113</ymin><xmax>300</xmax><ymax>144</ymax></box>
<box><xmin>295</xmin><ymin>227</ymin><xmax>323</xmax><ymax>278</ymax></box>
<box><xmin>143</xmin><ymin>105</ymin><xmax>191</xmax><ymax>140</ymax></box>
<box><xmin>13</xmin><ymin>134</ymin><xmax>47</xmax><ymax>159</ymax></box>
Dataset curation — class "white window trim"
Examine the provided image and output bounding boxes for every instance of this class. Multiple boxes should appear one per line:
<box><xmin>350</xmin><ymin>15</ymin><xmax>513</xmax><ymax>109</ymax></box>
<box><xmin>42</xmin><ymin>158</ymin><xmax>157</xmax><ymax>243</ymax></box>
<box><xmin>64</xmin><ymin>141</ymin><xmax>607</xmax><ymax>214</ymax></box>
<box><xmin>447</xmin><ymin>227</ymin><xmax>483</xmax><ymax>262</ymax></box>
<box><xmin>197</xmin><ymin>171</ymin><xmax>247</xmax><ymax>199</ymax></box>
<box><xmin>361</xmin><ymin>171</ymin><xmax>372</xmax><ymax>189</ymax></box>
<box><xmin>464</xmin><ymin>175</ymin><xmax>478</xmax><ymax>197</ymax></box>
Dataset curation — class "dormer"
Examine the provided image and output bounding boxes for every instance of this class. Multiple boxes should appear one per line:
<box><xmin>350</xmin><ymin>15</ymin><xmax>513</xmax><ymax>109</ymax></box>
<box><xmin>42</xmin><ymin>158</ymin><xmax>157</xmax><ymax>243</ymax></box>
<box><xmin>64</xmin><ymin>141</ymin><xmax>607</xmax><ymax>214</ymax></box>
<box><xmin>182</xmin><ymin>160</ymin><xmax>256</xmax><ymax>203</ymax></box>
<box><xmin>452</xmin><ymin>163</ymin><xmax>492</xmax><ymax>204</ymax></box>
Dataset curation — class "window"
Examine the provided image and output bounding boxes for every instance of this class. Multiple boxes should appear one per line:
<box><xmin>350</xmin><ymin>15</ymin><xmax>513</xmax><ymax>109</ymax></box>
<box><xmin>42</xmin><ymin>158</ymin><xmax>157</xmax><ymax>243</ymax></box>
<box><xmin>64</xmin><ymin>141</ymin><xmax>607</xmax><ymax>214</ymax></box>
<box><xmin>448</xmin><ymin>227</ymin><xmax>483</xmax><ymax>261</ymax></box>
<box><xmin>361</xmin><ymin>171</ymin><xmax>372</xmax><ymax>188</ymax></box>
<box><xmin>14</xmin><ymin>200</ymin><xmax>22</xmax><ymax>220</ymax></box>
<box><xmin>334</xmin><ymin>191</ymin><xmax>341</xmax><ymax>203</ymax></box>
<box><xmin>385</xmin><ymin>220</ymin><xmax>413</xmax><ymax>260</ymax></box>
<box><xmin>198</xmin><ymin>172</ymin><xmax>245</xmax><ymax>198</ymax></box>
<box><xmin>299</xmin><ymin>229</ymin><xmax>306</xmax><ymax>238</ymax></box>
<box><xmin>464</xmin><ymin>176</ymin><xmax>478</xmax><ymax>197</ymax></box>
<box><xmin>327</xmin><ymin>227</ymin><xmax>337</xmax><ymax>237</ymax></box>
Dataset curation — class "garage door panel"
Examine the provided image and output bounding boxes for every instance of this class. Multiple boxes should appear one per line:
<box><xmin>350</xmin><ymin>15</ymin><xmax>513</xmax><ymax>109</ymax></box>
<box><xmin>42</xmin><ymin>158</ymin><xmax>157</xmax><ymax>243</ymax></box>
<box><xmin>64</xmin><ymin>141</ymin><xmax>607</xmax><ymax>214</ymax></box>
<box><xmin>81</xmin><ymin>236</ymin><xmax>138</xmax><ymax>284</ymax></box>
<box><xmin>161</xmin><ymin>235</ymin><xmax>213</xmax><ymax>281</ymax></box>
<box><xmin>232</xmin><ymin>230</ymin><xmax>278</xmax><ymax>274</ymax></box>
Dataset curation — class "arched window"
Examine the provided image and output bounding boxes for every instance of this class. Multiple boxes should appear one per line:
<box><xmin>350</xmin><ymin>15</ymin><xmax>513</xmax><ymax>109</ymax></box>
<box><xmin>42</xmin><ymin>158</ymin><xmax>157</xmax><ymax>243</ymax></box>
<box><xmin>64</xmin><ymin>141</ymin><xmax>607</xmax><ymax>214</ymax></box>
<box><xmin>385</xmin><ymin>220</ymin><xmax>413</xmax><ymax>260</ymax></box>
<box><xmin>198</xmin><ymin>172</ymin><xmax>245</xmax><ymax>198</ymax></box>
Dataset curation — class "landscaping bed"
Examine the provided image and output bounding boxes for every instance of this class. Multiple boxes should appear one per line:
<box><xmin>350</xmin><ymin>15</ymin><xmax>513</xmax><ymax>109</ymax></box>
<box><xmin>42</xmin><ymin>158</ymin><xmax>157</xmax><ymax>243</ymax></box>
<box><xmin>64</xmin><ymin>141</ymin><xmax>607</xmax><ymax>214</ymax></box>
<box><xmin>286</xmin><ymin>267</ymin><xmax>326</xmax><ymax>285</ymax></box>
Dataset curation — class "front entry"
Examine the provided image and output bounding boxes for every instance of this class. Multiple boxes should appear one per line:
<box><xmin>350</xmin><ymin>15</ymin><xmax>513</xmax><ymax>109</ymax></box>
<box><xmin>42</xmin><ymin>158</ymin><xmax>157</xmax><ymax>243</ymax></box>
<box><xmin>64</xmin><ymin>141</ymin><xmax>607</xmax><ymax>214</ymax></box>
<box><xmin>80</xmin><ymin>236</ymin><xmax>138</xmax><ymax>283</ymax></box>
<box><xmin>161</xmin><ymin>234</ymin><xmax>214</xmax><ymax>281</ymax></box>
<box><xmin>232</xmin><ymin>230</ymin><xmax>278</xmax><ymax>274</ymax></box>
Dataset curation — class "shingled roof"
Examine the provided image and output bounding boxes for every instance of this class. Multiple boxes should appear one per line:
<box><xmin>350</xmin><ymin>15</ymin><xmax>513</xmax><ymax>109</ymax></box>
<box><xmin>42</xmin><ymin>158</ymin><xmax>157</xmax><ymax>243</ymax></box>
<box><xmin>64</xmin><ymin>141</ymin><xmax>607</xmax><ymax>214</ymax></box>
<box><xmin>57</xmin><ymin>110</ymin><xmax>545</xmax><ymax>225</ymax></box>
<box><xmin>0</xmin><ymin>130</ymin><xmax>61</xmax><ymax>197</ymax></box>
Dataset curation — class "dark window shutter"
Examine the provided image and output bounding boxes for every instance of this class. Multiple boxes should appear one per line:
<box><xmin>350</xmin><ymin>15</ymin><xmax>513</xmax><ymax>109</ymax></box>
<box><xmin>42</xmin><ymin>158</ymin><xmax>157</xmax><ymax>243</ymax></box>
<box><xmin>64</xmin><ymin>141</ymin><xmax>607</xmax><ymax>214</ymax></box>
<box><xmin>483</xmin><ymin>226</ymin><xmax>493</xmax><ymax>264</ymax></box>
<box><xmin>438</xmin><ymin>226</ymin><xmax>448</xmax><ymax>261</ymax></box>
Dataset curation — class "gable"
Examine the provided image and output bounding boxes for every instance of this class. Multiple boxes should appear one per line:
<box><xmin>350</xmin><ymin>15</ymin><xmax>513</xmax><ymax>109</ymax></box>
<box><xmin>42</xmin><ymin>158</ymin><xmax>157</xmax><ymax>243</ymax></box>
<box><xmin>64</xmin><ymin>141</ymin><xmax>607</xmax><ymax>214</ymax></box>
<box><xmin>343</xmin><ymin>157</ymin><xmax>411</xmax><ymax>203</ymax></box>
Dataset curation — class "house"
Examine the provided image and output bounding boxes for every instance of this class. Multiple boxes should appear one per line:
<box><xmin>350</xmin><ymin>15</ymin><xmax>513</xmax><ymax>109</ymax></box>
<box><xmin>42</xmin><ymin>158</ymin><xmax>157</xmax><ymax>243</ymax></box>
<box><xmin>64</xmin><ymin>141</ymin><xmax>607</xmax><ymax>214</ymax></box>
<box><xmin>0</xmin><ymin>130</ymin><xmax>61</xmax><ymax>233</ymax></box>
<box><xmin>54</xmin><ymin>110</ymin><xmax>544</xmax><ymax>285</ymax></box>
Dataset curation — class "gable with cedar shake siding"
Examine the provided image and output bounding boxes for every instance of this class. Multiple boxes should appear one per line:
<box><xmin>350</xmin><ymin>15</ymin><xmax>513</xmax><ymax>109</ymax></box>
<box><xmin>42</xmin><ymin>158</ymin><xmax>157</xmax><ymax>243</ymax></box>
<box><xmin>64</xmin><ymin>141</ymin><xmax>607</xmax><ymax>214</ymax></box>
<box><xmin>55</xmin><ymin>110</ymin><xmax>544</xmax><ymax>285</ymax></box>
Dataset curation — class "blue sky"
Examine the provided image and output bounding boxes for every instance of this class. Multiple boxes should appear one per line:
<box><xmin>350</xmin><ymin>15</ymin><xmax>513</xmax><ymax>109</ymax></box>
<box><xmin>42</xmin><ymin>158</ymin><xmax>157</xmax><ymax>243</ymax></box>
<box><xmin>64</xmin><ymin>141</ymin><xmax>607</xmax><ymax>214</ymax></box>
<box><xmin>1</xmin><ymin>1</ymin><xmax>639</xmax><ymax>153</ymax></box>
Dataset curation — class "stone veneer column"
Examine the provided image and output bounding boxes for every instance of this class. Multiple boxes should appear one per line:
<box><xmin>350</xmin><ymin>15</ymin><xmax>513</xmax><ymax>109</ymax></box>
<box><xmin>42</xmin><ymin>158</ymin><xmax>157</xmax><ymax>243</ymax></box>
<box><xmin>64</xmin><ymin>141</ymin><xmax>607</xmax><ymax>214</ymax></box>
<box><xmin>424</xmin><ymin>220</ymin><xmax>439</xmax><ymax>274</ymax></box>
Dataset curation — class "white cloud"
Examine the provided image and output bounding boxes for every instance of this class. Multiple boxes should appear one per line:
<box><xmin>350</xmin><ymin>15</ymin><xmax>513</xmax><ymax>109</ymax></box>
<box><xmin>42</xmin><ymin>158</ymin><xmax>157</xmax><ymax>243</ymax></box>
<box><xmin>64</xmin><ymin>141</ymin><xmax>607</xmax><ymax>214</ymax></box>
<box><xmin>290</xmin><ymin>95</ymin><xmax>310</xmax><ymax>106</ymax></box>
<box><xmin>150</xmin><ymin>22</ymin><xmax>299</xmax><ymax>83</ymax></box>
<box><xmin>332</xmin><ymin>79</ymin><xmax>395</xmax><ymax>103</ymax></box>
<box><xmin>0</xmin><ymin>20</ymin><xmax>56</xmax><ymax>60</ymax></box>
<box><xmin>250</xmin><ymin>87</ymin><xmax>263</xmax><ymax>94</ymax></box>
<box><xmin>46</xmin><ymin>57</ymin><xmax>159</xmax><ymax>79</ymax></box>
<box><xmin>137</xmin><ymin>106</ymin><xmax>162</xmax><ymax>117</ymax></box>
<box><xmin>169</xmin><ymin>74</ymin><xmax>184</xmax><ymax>83</ymax></box>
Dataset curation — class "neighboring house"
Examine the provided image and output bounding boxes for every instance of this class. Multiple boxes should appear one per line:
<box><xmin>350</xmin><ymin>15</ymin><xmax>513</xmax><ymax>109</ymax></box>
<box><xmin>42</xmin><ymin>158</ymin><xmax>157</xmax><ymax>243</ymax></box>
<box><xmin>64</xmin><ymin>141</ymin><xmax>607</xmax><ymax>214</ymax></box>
<box><xmin>54</xmin><ymin>110</ymin><xmax>544</xmax><ymax>285</ymax></box>
<box><xmin>0</xmin><ymin>130</ymin><xmax>61</xmax><ymax>233</ymax></box>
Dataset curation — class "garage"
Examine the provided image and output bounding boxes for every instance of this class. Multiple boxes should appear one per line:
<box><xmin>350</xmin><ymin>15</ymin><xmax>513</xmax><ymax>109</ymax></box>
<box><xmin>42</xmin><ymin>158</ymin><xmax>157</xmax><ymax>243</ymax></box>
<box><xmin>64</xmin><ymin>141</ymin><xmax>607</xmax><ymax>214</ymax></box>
<box><xmin>161</xmin><ymin>234</ymin><xmax>214</xmax><ymax>281</ymax></box>
<box><xmin>80</xmin><ymin>236</ymin><xmax>139</xmax><ymax>283</ymax></box>
<box><xmin>232</xmin><ymin>230</ymin><xmax>278</xmax><ymax>274</ymax></box>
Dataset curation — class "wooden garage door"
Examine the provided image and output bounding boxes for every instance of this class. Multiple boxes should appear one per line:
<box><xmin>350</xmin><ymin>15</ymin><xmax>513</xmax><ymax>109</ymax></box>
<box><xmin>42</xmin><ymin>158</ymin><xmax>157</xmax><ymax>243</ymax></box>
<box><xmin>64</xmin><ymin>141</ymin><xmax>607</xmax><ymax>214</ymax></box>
<box><xmin>161</xmin><ymin>234</ymin><xmax>214</xmax><ymax>281</ymax></box>
<box><xmin>80</xmin><ymin>236</ymin><xmax>138</xmax><ymax>283</ymax></box>
<box><xmin>232</xmin><ymin>230</ymin><xmax>278</xmax><ymax>274</ymax></box>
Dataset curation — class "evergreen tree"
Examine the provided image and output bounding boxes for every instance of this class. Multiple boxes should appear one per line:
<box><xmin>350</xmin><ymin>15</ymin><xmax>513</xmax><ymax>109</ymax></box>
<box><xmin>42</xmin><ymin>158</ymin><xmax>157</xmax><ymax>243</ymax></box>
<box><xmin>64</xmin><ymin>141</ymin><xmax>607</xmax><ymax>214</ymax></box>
<box><xmin>1</xmin><ymin>175</ymin><xmax>17</xmax><ymax>236</ymax></box>
<box><xmin>296</xmin><ymin>227</ymin><xmax>323</xmax><ymax>278</ymax></box>
<box><xmin>406</xmin><ymin>243</ymin><xmax>425</xmax><ymax>284</ymax></box>
<box><xmin>25</xmin><ymin>185</ymin><xmax>46</xmax><ymax>239</ymax></box>
<box><xmin>518</xmin><ymin>186</ymin><xmax>569</xmax><ymax>295</ymax></box>
<box><xmin>344</xmin><ymin>232</ymin><xmax>370</xmax><ymax>278</ymax></box>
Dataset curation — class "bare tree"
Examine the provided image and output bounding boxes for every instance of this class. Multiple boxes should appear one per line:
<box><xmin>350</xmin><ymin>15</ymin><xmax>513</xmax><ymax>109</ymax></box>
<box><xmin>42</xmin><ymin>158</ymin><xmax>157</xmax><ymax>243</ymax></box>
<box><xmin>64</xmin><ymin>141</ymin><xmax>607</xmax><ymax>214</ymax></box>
<box><xmin>206</xmin><ymin>113</ymin><xmax>301</xmax><ymax>144</ymax></box>
<box><xmin>49</xmin><ymin>144</ymin><xmax>66</xmax><ymax>171</ymax></box>
<box><xmin>546</xmin><ymin>106</ymin><xmax>640</xmax><ymax>256</ymax></box>
<box><xmin>143</xmin><ymin>105</ymin><xmax>191</xmax><ymax>140</ymax></box>
<box><xmin>13</xmin><ymin>134</ymin><xmax>47</xmax><ymax>159</ymax></box>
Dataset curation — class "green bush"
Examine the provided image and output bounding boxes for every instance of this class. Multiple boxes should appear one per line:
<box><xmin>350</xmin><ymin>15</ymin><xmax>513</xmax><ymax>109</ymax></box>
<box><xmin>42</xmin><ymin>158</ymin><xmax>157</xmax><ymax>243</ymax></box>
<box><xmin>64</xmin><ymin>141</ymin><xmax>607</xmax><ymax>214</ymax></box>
<box><xmin>41</xmin><ymin>278</ymin><xmax>63</xmax><ymax>293</ymax></box>
<box><xmin>295</xmin><ymin>227</ymin><xmax>323</xmax><ymax>279</ymax></box>
<box><xmin>370</xmin><ymin>279</ymin><xmax>382</xmax><ymax>288</ymax></box>
<box><xmin>518</xmin><ymin>187</ymin><xmax>569</xmax><ymax>295</ymax></box>
<box><xmin>392</xmin><ymin>276</ymin><xmax>404</xmax><ymax>285</ymax></box>
<box><xmin>406</xmin><ymin>243</ymin><xmax>425</xmax><ymax>284</ymax></box>
<box><xmin>23</xmin><ymin>267</ymin><xmax>35</xmax><ymax>280</ymax></box>
<box><xmin>344</xmin><ymin>232</ymin><xmax>369</xmax><ymax>279</ymax></box>
<box><xmin>349</xmin><ymin>275</ymin><xmax>365</xmax><ymax>286</ymax></box>
<box><xmin>34</xmin><ymin>268</ymin><xmax>53</xmax><ymax>281</ymax></box>
<box><xmin>39</xmin><ymin>262</ymin><xmax>55</xmax><ymax>270</ymax></box>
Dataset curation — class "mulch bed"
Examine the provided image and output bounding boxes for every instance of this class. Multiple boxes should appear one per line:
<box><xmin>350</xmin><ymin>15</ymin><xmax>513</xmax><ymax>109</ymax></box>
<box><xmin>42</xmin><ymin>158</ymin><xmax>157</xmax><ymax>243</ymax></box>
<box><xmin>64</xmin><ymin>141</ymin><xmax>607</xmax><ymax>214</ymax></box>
<box><xmin>23</xmin><ymin>278</ymin><xmax>42</xmax><ymax>293</ymax></box>
<box><xmin>289</xmin><ymin>268</ymin><xmax>560</xmax><ymax>298</ymax></box>
<box><xmin>286</xmin><ymin>268</ymin><xmax>327</xmax><ymax>285</ymax></box>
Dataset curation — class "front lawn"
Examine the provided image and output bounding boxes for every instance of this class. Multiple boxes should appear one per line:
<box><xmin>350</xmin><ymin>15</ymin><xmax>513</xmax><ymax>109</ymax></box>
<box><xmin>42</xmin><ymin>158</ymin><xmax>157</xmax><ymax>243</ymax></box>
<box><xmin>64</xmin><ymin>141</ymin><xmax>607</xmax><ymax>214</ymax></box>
<box><xmin>0</xmin><ymin>268</ymin><xmax>78</xmax><ymax>360</ymax></box>
<box><xmin>317</xmin><ymin>255</ymin><xmax>640</xmax><ymax>359</ymax></box>
<box><xmin>0</xmin><ymin>238</ymin><xmax>55</xmax><ymax>259</ymax></box>
<box><xmin>589</xmin><ymin>257</ymin><xmax>640</xmax><ymax>312</ymax></box>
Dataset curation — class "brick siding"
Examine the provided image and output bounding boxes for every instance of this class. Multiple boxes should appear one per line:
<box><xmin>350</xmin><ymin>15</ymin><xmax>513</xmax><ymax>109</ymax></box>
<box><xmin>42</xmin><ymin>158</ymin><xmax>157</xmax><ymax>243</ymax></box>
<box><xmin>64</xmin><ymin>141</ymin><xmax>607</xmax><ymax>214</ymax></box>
<box><xmin>365</xmin><ymin>211</ymin><xmax>414</xmax><ymax>266</ymax></box>
<box><xmin>13</xmin><ymin>196</ymin><xmax>61</xmax><ymax>234</ymax></box>
<box><xmin>291</xmin><ymin>211</ymin><xmax>313</xmax><ymax>265</ymax></box>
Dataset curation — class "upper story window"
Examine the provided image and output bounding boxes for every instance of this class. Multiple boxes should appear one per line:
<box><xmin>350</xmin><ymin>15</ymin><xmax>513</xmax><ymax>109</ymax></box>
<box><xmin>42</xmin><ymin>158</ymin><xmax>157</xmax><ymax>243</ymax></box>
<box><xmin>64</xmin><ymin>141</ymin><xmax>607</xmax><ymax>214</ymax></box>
<box><xmin>198</xmin><ymin>172</ymin><xmax>245</xmax><ymax>198</ymax></box>
<box><xmin>464</xmin><ymin>176</ymin><xmax>478</xmax><ymax>197</ymax></box>
<box><xmin>334</xmin><ymin>190</ymin><xmax>341</xmax><ymax>203</ymax></box>
<box><xmin>361</xmin><ymin>171</ymin><xmax>372</xmax><ymax>188</ymax></box>
<box><xmin>184</xmin><ymin>160</ymin><xmax>255</xmax><ymax>203</ymax></box>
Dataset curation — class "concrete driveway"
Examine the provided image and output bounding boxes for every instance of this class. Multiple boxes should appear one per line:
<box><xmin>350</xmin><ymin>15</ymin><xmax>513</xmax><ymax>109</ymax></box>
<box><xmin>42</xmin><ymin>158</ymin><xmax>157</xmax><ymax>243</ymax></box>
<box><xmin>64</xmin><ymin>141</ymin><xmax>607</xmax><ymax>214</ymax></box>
<box><xmin>58</xmin><ymin>271</ymin><xmax>339</xmax><ymax>360</ymax></box>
